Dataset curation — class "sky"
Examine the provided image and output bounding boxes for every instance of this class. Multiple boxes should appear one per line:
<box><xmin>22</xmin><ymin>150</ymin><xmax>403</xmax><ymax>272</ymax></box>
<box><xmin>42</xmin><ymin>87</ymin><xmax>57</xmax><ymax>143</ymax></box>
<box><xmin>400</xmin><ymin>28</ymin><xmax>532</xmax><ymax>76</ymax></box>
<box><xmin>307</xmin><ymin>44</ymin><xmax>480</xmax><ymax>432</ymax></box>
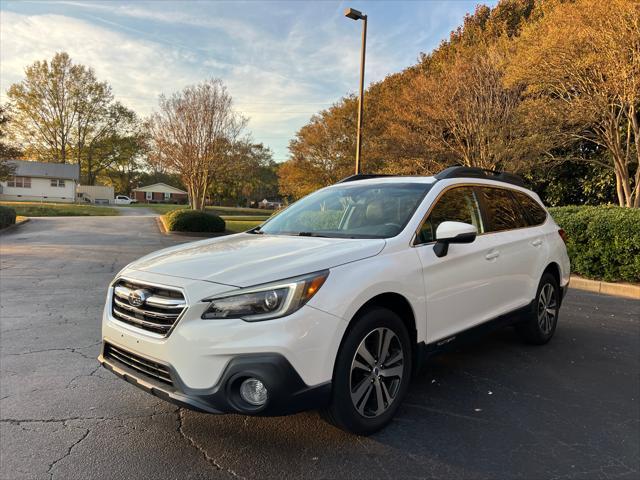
<box><xmin>0</xmin><ymin>0</ymin><xmax>496</xmax><ymax>162</ymax></box>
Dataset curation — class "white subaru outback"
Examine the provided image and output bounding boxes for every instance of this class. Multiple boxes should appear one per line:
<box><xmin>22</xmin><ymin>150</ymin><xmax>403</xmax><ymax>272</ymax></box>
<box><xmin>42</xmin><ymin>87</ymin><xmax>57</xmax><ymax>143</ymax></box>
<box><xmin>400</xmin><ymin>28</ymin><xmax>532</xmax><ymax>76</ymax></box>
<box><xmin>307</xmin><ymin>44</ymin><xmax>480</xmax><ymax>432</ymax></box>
<box><xmin>99</xmin><ymin>166</ymin><xmax>570</xmax><ymax>435</ymax></box>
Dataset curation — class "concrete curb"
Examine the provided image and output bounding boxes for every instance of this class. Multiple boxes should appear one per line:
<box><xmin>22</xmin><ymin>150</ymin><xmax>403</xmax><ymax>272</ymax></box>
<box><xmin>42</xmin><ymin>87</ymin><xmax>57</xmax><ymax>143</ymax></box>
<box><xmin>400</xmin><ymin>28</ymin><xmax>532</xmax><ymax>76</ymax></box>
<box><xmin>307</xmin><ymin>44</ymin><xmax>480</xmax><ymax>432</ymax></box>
<box><xmin>0</xmin><ymin>217</ymin><xmax>30</xmax><ymax>235</ymax></box>
<box><xmin>570</xmin><ymin>275</ymin><xmax>640</xmax><ymax>300</ymax></box>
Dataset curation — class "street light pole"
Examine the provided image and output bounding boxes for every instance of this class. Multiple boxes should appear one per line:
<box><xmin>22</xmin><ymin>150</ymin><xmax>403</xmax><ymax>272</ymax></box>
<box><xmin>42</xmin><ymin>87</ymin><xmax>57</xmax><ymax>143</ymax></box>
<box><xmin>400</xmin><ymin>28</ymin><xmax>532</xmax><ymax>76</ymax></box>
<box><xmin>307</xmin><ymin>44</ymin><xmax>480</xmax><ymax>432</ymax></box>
<box><xmin>344</xmin><ymin>8</ymin><xmax>367</xmax><ymax>175</ymax></box>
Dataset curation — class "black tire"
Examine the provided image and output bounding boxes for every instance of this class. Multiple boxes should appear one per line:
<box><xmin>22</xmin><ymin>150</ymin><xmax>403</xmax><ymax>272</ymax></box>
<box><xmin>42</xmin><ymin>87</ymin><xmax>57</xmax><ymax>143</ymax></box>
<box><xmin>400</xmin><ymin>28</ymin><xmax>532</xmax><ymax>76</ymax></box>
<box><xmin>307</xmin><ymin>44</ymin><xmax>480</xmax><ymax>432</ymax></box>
<box><xmin>322</xmin><ymin>307</ymin><xmax>412</xmax><ymax>435</ymax></box>
<box><xmin>517</xmin><ymin>272</ymin><xmax>560</xmax><ymax>345</ymax></box>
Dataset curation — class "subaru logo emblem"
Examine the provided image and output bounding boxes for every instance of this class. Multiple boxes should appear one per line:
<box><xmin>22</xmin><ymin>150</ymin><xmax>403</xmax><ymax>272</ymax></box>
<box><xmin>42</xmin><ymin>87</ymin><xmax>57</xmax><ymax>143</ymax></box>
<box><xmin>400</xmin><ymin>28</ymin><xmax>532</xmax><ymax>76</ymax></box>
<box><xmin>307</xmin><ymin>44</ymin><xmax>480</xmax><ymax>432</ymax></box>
<box><xmin>129</xmin><ymin>289</ymin><xmax>150</xmax><ymax>307</ymax></box>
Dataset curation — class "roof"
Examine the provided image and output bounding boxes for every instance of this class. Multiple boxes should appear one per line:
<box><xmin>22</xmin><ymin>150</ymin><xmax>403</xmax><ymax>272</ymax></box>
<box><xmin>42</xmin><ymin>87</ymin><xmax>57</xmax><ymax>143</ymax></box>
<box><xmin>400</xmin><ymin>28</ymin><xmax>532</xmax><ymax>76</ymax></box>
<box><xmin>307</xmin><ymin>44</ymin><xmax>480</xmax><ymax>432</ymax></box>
<box><xmin>7</xmin><ymin>159</ymin><xmax>79</xmax><ymax>181</ymax></box>
<box><xmin>336</xmin><ymin>167</ymin><xmax>526</xmax><ymax>188</ymax></box>
<box><xmin>329</xmin><ymin>176</ymin><xmax>437</xmax><ymax>186</ymax></box>
<box><xmin>132</xmin><ymin>183</ymin><xmax>187</xmax><ymax>194</ymax></box>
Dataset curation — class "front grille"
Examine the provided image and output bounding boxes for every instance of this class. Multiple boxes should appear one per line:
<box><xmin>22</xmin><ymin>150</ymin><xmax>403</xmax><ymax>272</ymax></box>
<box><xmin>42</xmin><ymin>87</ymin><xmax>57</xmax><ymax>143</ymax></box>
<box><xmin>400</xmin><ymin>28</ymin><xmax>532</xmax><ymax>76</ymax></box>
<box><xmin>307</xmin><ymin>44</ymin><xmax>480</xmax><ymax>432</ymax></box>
<box><xmin>111</xmin><ymin>279</ymin><xmax>186</xmax><ymax>336</ymax></box>
<box><xmin>104</xmin><ymin>342</ymin><xmax>173</xmax><ymax>386</ymax></box>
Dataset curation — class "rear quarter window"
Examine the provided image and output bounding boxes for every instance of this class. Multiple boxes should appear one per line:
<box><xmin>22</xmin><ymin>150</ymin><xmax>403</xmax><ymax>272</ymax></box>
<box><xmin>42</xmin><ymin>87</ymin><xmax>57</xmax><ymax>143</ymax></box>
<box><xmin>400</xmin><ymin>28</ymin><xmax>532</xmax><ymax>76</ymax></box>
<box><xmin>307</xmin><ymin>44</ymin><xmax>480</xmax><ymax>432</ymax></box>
<box><xmin>511</xmin><ymin>190</ymin><xmax>547</xmax><ymax>226</ymax></box>
<box><xmin>479</xmin><ymin>187</ymin><xmax>528</xmax><ymax>232</ymax></box>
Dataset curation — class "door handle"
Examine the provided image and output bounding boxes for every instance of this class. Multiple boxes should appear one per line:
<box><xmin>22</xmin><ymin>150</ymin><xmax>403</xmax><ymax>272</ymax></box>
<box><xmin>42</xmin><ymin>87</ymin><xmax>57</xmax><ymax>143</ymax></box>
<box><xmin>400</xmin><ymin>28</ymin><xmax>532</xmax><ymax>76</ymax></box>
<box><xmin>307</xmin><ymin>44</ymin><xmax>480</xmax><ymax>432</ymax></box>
<box><xmin>531</xmin><ymin>239</ymin><xmax>543</xmax><ymax>247</ymax></box>
<box><xmin>485</xmin><ymin>251</ymin><xmax>500</xmax><ymax>260</ymax></box>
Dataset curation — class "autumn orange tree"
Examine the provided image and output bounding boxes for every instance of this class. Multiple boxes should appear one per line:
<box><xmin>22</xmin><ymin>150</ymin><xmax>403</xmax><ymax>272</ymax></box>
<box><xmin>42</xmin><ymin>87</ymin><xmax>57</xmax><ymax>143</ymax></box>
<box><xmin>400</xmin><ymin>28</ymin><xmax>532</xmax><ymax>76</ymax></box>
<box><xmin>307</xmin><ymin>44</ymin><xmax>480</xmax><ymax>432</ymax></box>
<box><xmin>280</xmin><ymin>0</ymin><xmax>540</xmax><ymax>200</ymax></box>
<box><xmin>280</xmin><ymin>0</ymin><xmax>639</xmax><ymax>207</ymax></box>
<box><xmin>506</xmin><ymin>0</ymin><xmax>640</xmax><ymax>207</ymax></box>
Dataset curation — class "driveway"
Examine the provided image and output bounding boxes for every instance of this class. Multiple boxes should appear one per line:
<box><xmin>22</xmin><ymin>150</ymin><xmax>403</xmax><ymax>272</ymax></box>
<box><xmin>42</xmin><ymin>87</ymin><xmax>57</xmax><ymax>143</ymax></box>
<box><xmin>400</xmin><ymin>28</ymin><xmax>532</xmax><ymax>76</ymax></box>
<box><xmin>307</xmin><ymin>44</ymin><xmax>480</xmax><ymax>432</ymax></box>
<box><xmin>1</xmin><ymin>217</ymin><xmax>639</xmax><ymax>480</ymax></box>
<box><xmin>113</xmin><ymin>206</ymin><xmax>157</xmax><ymax>216</ymax></box>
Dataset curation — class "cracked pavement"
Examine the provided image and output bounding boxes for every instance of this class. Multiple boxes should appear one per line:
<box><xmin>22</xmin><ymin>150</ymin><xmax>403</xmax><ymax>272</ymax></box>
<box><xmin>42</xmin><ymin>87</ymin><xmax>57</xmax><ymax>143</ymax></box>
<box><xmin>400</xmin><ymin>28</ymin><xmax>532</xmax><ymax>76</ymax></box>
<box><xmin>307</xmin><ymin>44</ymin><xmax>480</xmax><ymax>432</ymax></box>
<box><xmin>1</xmin><ymin>216</ymin><xmax>639</xmax><ymax>479</ymax></box>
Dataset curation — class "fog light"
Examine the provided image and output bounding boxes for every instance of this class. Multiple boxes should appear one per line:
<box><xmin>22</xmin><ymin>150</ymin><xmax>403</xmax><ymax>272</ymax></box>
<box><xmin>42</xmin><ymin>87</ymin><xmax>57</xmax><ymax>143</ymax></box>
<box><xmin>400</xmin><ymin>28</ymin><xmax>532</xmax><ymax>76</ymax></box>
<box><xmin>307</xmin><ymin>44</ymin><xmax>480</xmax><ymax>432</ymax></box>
<box><xmin>239</xmin><ymin>378</ymin><xmax>268</xmax><ymax>406</ymax></box>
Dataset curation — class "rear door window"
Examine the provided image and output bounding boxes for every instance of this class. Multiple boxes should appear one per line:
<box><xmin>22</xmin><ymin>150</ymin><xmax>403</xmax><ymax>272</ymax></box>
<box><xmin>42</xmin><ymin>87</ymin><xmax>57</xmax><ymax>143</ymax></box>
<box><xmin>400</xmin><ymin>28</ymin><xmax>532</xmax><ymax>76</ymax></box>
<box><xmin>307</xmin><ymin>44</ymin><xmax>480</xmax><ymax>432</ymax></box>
<box><xmin>511</xmin><ymin>191</ymin><xmax>547</xmax><ymax>226</ymax></box>
<box><xmin>416</xmin><ymin>187</ymin><xmax>484</xmax><ymax>244</ymax></box>
<box><xmin>479</xmin><ymin>187</ymin><xmax>528</xmax><ymax>232</ymax></box>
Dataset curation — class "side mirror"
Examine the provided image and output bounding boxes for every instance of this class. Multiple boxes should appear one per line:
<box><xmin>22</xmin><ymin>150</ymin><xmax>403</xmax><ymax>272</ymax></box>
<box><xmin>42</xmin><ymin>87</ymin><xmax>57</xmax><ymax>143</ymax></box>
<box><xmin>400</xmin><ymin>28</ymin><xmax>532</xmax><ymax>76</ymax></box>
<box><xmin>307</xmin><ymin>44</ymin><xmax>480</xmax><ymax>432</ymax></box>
<box><xmin>433</xmin><ymin>221</ymin><xmax>477</xmax><ymax>258</ymax></box>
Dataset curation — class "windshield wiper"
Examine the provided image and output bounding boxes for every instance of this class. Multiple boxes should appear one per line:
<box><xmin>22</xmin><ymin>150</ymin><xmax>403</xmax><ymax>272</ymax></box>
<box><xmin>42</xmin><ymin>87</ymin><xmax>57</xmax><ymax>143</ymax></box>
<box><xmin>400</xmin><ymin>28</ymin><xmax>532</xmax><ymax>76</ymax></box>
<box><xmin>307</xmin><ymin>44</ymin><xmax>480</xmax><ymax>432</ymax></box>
<box><xmin>247</xmin><ymin>226</ymin><xmax>263</xmax><ymax>234</ymax></box>
<box><xmin>297</xmin><ymin>232</ymin><xmax>330</xmax><ymax>237</ymax></box>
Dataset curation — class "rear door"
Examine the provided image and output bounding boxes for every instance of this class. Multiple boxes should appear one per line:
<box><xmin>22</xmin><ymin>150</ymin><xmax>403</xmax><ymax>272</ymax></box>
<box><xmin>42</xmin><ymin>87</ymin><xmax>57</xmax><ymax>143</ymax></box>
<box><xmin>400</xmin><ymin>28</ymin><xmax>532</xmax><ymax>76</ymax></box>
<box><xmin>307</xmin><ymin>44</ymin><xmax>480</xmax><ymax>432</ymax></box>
<box><xmin>476</xmin><ymin>186</ymin><xmax>545</xmax><ymax>314</ymax></box>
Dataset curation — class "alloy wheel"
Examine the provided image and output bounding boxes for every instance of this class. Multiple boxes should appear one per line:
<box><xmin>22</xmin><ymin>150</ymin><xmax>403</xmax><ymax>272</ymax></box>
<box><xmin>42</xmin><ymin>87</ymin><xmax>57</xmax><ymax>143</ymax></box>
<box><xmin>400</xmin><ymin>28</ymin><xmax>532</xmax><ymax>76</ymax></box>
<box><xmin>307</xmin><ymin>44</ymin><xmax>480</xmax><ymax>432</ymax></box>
<box><xmin>349</xmin><ymin>327</ymin><xmax>404</xmax><ymax>418</ymax></box>
<box><xmin>537</xmin><ymin>283</ymin><xmax>557</xmax><ymax>335</ymax></box>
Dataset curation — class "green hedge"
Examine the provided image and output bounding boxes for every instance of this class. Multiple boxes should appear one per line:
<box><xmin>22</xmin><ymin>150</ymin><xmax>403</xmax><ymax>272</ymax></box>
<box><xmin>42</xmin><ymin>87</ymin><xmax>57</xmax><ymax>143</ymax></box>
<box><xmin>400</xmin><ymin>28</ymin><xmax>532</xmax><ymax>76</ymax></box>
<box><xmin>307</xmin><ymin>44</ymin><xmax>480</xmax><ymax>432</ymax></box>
<box><xmin>163</xmin><ymin>209</ymin><xmax>225</xmax><ymax>233</ymax></box>
<box><xmin>0</xmin><ymin>206</ymin><xmax>16</xmax><ymax>229</ymax></box>
<box><xmin>549</xmin><ymin>206</ymin><xmax>640</xmax><ymax>283</ymax></box>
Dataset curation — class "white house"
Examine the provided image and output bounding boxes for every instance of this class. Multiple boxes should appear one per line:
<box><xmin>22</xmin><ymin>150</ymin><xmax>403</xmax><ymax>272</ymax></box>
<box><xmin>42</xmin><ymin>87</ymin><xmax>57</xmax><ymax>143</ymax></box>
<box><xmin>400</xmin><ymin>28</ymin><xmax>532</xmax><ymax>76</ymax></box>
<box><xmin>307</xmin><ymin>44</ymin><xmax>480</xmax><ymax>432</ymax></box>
<box><xmin>0</xmin><ymin>160</ymin><xmax>79</xmax><ymax>203</ymax></box>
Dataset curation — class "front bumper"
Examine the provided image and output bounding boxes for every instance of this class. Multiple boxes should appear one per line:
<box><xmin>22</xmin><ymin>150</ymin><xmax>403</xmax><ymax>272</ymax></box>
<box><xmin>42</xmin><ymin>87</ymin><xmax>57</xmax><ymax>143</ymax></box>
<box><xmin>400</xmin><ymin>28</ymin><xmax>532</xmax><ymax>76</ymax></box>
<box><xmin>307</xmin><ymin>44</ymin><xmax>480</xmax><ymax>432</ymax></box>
<box><xmin>101</xmin><ymin>271</ymin><xmax>346</xmax><ymax>415</ymax></box>
<box><xmin>99</xmin><ymin>343</ymin><xmax>331</xmax><ymax>415</ymax></box>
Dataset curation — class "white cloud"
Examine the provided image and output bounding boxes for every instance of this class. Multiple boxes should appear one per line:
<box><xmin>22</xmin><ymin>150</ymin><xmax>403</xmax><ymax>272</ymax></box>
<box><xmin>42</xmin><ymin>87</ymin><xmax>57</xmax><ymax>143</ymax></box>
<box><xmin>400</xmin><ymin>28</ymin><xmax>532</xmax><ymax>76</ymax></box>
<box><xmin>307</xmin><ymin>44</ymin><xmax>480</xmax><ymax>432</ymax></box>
<box><xmin>0</xmin><ymin>11</ymin><xmax>197</xmax><ymax>113</ymax></box>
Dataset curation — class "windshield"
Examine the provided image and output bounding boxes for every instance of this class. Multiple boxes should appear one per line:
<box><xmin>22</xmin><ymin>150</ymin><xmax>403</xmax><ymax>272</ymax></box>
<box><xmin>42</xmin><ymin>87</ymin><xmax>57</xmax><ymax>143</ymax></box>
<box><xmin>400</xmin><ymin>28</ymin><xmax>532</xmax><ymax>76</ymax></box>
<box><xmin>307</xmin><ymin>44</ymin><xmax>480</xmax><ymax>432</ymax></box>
<box><xmin>258</xmin><ymin>182</ymin><xmax>432</xmax><ymax>238</ymax></box>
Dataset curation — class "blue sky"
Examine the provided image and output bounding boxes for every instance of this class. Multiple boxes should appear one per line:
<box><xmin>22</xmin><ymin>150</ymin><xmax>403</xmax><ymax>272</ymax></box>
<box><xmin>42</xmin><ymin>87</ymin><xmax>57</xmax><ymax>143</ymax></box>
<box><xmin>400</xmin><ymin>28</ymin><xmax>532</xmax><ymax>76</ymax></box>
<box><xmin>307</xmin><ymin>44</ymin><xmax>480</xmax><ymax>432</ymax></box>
<box><xmin>1</xmin><ymin>0</ymin><xmax>496</xmax><ymax>162</ymax></box>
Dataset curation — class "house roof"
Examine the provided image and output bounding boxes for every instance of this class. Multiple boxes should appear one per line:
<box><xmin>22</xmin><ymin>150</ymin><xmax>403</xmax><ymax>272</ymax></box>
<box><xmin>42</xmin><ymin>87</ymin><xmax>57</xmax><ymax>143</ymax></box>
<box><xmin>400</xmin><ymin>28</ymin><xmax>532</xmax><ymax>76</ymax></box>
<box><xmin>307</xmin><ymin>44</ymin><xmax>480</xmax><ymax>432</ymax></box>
<box><xmin>132</xmin><ymin>183</ymin><xmax>187</xmax><ymax>194</ymax></box>
<box><xmin>8</xmin><ymin>160</ymin><xmax>80</xmax><ymax>181</ymax></box>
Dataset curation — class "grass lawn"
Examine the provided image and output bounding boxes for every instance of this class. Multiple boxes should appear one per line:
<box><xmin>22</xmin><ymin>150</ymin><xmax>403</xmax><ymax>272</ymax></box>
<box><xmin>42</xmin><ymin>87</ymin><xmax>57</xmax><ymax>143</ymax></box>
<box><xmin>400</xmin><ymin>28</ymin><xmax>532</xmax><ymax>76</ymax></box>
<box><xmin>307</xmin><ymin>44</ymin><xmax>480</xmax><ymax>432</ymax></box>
<box><xmin>208</xmin><ymin>206</ymin><xmax>275</xmax><ymax>216</ymax></box>
<box><xmin>224</xmin><ymin>220</ymin><xmax>263</xmax><ymax>233</ymax></box>
<box><xmin>136</xmin><ymin>203</ymin><xmax>276</xmax><ymax>217</ymax></box>
<box><xmin>0</xmin><ymin>201</ymin><xmax>118</xmax><ymax>217</ymax></box>
<box><xmin>126</xmin><ymin>203</ymin><xmax>187</xmax><ymax>214</ymax></box>
<box><xmin>220</xmin><ymin>215</ymin><xmax>271</xmax><ymax>221</ymax></box>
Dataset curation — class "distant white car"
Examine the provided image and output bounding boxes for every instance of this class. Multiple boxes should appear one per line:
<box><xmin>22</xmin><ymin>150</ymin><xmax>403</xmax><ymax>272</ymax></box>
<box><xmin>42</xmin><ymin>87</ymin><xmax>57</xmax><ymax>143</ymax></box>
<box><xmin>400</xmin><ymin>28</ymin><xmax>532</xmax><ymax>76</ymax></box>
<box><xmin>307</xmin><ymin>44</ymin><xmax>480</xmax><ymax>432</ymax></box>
<box><xmin>114</xmin><ymin>195</ymin><xmax>137</xmax><ymax>205</ymax></box>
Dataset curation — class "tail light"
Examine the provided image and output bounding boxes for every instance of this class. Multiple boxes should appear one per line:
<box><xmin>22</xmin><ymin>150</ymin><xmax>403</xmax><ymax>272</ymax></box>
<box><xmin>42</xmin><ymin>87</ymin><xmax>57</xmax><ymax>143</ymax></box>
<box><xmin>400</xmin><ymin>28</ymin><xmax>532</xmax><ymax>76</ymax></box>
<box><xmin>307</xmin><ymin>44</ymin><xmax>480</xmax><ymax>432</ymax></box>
<box><xmin>558</xmin><ymin>228</ymin><xmax>567</xmax><ymax>245</ymax></box>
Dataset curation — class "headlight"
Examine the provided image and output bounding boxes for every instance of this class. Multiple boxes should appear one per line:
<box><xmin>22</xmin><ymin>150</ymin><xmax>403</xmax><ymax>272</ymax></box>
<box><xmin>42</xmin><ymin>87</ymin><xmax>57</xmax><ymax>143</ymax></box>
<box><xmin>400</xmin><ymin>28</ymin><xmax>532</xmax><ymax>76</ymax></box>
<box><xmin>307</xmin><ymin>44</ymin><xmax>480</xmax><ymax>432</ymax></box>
<box><xmin>201</xmin><ymin>270</ymin><xmax>329</xmax><ymax>321</ymax></box>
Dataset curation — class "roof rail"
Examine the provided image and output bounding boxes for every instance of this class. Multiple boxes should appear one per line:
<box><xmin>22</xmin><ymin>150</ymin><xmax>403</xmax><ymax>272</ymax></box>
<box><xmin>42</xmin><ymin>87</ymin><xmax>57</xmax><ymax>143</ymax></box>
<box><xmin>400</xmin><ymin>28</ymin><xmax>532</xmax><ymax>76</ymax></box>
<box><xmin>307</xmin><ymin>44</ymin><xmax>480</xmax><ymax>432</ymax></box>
<box><xmin>337</xmin><ymin>174</ymin><xmax>394</xmax><ymax>183</ymax></box>
<box><xmin>434</xmin><ymin>166</ymin><xmax>526</xmax><ymax>188</ymax></box>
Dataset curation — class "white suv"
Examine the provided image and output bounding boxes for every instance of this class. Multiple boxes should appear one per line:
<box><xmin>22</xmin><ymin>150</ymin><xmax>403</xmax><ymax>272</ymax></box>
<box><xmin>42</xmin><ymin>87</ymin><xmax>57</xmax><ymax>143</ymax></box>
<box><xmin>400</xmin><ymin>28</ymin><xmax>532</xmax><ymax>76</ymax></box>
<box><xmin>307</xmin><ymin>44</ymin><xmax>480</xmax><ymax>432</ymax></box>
<box><xmin>99</xmin><ymin>167</ymin><xmax>570</xmax><ymax>435</ymax></box>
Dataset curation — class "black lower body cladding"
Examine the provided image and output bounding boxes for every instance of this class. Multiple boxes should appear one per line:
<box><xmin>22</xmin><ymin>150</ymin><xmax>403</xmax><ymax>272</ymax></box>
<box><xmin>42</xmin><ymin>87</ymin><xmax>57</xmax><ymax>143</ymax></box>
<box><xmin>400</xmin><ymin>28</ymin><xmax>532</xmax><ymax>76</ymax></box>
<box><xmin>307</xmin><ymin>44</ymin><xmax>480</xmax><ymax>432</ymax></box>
<box><xmin>99</xmin><ymin>342</ymin><xmax>331</xmax><ymax>416</ymax></box>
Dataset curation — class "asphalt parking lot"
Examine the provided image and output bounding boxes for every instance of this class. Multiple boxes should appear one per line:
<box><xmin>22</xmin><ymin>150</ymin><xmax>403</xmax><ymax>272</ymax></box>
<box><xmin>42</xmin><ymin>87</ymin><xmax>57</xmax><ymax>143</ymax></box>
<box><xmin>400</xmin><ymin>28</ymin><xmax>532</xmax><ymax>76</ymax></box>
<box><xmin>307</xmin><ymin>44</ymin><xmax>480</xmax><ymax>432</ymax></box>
<box><xmin>1</xmin><ymin>216</ymin><xmax>638</xmax><ymax>480</ymax></box>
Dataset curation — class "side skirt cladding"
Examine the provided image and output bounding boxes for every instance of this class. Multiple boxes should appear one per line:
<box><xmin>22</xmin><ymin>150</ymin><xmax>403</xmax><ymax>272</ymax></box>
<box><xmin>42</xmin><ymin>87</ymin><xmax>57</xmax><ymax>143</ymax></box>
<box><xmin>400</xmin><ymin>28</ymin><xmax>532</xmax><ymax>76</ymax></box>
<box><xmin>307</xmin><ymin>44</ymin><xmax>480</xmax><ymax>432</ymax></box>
<box><xmin>415</xmin><ymin>300</ymin><xmax>535</xmax><ymax>367</ymax></box>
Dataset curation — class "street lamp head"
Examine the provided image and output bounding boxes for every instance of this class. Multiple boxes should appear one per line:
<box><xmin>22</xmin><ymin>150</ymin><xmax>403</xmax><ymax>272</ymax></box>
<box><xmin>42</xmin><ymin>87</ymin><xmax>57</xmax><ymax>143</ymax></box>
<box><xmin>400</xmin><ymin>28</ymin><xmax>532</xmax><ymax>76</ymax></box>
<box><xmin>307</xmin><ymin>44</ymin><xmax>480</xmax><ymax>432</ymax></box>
<box><xmin>344</xmin><ymin>7</ymin><xmax>365</xmax><ymax>20</ymax></box>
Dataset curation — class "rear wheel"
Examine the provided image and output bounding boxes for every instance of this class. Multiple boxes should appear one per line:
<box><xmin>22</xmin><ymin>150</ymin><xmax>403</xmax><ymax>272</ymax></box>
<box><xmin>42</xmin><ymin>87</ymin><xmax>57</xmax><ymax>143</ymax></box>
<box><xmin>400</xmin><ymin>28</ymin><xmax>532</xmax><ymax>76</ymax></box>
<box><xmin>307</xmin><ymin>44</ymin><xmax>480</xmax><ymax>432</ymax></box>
<box><xmin>517</xmin><ymin>273</ymin><xmax>560</xmax><ymax>345</ymax></box>
<box><xmin>322</xmin><ymin>307</ymin><xmax>412</xmax><ymax>435</ymax></box>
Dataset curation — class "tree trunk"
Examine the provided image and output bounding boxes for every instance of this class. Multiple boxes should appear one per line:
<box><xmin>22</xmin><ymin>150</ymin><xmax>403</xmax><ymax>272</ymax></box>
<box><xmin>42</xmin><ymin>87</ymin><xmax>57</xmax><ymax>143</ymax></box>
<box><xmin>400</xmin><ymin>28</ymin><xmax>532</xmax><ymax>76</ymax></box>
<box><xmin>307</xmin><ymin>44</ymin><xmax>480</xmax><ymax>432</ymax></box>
<box><xmin>630</xmin><ymin>104</ymin><xmax>640</xmax><ymax>208</ymax></box>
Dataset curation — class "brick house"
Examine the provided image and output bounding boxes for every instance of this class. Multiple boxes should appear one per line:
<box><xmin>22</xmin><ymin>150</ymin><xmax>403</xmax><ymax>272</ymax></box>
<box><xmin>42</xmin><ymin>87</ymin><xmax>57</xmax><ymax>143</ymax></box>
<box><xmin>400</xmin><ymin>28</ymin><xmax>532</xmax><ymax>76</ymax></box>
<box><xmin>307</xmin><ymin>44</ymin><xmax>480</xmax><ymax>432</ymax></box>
<box><xmin>131</xmin><ymin>183</ymin><xmax>188</xmax><ymax>204</ymax></box>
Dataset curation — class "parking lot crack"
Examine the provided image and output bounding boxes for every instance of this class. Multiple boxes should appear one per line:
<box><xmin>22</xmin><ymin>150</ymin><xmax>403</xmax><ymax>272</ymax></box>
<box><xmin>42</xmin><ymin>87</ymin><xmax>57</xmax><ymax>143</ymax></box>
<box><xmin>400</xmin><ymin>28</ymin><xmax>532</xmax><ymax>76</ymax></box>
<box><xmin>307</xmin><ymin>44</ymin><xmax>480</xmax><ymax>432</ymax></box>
<box><xmin>176</xmin><ymin>409</ymin><xmax>246</xmax><ymax>479</ymax></box>
<box><xmin>1</xmin><ymin>343</ymin><xmax>100</xmax><ymax>359</ymax></box>
<box><xmin>46</xmin><ymin>426</ymin><xmax>91</xmax><ymax>479</ymax></box>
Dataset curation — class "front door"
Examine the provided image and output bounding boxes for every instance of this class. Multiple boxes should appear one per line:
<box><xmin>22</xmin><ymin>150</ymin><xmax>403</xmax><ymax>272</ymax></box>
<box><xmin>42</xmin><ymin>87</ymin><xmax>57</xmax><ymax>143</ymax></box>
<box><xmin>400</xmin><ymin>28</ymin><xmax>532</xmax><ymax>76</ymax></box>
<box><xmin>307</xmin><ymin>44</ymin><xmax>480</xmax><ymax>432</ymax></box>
<box><xmin>414</xmin><ymin>186</ymin><xmax>497</xmax><ymax>344</ymax></box>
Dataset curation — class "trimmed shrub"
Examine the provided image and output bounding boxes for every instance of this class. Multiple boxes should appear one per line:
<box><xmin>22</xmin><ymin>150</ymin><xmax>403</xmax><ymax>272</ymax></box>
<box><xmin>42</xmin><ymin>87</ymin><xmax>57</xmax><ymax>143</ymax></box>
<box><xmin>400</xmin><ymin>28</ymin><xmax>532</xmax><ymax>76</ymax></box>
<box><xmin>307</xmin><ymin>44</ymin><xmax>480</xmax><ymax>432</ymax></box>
<box><xmin>549</xmin><ymin>206</ymin><xmax>640</xmax><ymax>283</ymax></box>
<box><xmin>0</xmin><ymin>206</ymin><xmax>16</xmax><ymax>229</ymax></box>
<box><xmin>163</xmin><ymin>209</ymin><xmax>225</xmax><ymax>233</ymax></box>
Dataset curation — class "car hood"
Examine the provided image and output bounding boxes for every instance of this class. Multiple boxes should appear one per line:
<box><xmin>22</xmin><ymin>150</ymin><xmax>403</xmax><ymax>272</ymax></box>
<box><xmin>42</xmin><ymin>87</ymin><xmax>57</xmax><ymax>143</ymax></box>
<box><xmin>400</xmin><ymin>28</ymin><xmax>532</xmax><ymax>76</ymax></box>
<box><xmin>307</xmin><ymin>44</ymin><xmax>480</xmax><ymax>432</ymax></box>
<box><xmin>126</xmin><ymin>233</ymin><xmax>386</xmax><ymax>287</ymax></box>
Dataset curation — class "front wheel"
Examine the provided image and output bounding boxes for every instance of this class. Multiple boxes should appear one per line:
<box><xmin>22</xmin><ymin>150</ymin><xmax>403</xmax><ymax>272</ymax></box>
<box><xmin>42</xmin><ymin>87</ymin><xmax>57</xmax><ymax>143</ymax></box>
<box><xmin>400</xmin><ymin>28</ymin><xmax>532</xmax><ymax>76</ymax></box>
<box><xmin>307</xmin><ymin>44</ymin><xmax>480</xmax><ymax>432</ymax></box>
<box><xmin>322</xmin><ymin>307</ymin><xmax>412</xmax><ymax>435</ymax></box>
<box><xmin>517</xmin><ymin>273</ymin><xmax>560</xmax><ymax>345</ymax></box>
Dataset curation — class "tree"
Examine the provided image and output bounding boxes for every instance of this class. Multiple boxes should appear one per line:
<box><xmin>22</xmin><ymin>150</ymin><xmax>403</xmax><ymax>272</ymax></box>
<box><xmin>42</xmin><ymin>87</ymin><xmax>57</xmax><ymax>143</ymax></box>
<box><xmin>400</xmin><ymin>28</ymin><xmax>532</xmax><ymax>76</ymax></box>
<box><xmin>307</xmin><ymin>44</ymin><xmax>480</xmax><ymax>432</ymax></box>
<box><xmin>280</xmin><ymin>0</ymin><xmax>539</xmax><ymax>199</ymax></box>
<box><xmin>0</xmin><ymin>105</ymin><xmax>21</xmax><ymax>180</ymax></box>
<box><xmin>148</xmin><ymin>79</ymin><xmax>246</xmax><ymax>210</ymax></box>
<box><xmin>7</xmin><ymin>52</ymin><xmax>113</xmax><ymax>165</ymax></box>
<box><xmin>281</xmin><ymin>97</ymin><xmax>367</xmax><ymax>199</ymax></box>
<box><xmin>506</xmin><ymin>0</ymin><xmax>640</xmax><ymax>207</ymax></box>
<box><xmin>208</xmin><ymin>141</ymin><xmax>277</xmax><ymax>206</ymax></box>
<box><xmin>387</xmin><ymin>46</ymin><xmax>525</xmax><ymax>173</ymax></box>
<box><xmin>81</xmin><ymin>104</ymin><xmax>143</xmax><ymax>185</ymax></box>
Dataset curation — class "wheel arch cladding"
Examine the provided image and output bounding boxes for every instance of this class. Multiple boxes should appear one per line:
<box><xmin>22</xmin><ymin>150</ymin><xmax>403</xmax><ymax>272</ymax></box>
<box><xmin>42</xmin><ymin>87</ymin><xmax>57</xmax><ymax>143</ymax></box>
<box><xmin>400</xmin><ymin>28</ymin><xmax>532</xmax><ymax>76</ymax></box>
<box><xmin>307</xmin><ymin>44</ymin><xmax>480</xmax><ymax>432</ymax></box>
<box><xmin>543</xmin><ymin>262</ymin><xmax>561</xmax><ymax>287</ymax></box>
<box><xmin>344</xmin><ymin>292</ymin><xmax>418</xmax><ymax>359</ymax></box>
